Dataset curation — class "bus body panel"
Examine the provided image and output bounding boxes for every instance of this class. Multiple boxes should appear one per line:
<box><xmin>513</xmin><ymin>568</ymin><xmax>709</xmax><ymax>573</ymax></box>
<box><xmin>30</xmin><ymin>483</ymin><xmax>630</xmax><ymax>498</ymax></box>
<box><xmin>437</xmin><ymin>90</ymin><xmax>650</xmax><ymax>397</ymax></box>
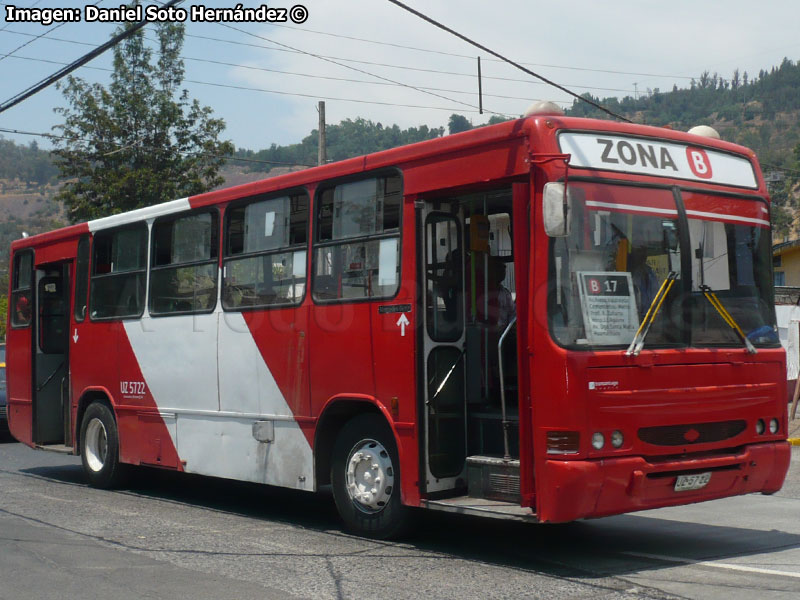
<box><xmin>119</xmin><ymin>309</ymin><xmax>314</xmax><ymax>488</ymax></box>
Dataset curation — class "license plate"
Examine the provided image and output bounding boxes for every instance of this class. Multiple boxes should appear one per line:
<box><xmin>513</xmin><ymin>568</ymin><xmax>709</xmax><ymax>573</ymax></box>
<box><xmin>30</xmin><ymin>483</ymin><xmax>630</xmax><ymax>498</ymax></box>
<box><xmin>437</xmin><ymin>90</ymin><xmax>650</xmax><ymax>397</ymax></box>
<box><xmin>674</xmin><ymin>472</ymin><xmax>711</xmax><ymax>492</ymax></box>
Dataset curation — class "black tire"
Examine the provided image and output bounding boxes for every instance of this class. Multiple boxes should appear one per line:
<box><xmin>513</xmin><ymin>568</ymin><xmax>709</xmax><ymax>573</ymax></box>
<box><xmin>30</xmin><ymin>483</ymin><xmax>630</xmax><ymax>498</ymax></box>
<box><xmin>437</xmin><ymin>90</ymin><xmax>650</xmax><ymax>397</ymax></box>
<box><xmin>331</xmin><ymin>414</ymin><xmax>411</xmax><ymax>539</ymax></box>
<box><xmin>80</xmin><ymin>402</ymin><xmax>126</xmax><ymax>489</ymax></box>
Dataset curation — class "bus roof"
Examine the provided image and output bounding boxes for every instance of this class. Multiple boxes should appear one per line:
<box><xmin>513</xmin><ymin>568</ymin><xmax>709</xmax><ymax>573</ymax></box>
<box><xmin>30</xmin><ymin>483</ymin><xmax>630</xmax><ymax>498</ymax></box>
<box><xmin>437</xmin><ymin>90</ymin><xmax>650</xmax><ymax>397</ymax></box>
<box><xmin>10</xmin><ymin>115</ymin><xmax>764</xmax><ymax>251</ymax></box>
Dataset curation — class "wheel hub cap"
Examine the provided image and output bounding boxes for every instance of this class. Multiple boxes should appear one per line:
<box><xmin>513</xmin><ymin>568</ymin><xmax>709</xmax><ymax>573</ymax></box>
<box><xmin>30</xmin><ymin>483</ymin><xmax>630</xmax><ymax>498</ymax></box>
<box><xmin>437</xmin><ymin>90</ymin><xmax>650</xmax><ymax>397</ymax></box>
<box><xmin>345</xmin><ymin>439</ymin><xmax>394</xmax><ymax>513</ymax></box>
<box><xmin>85</xmin><ymin>418</ymin><xmax>108</xmax><ymax>473</ymax></box>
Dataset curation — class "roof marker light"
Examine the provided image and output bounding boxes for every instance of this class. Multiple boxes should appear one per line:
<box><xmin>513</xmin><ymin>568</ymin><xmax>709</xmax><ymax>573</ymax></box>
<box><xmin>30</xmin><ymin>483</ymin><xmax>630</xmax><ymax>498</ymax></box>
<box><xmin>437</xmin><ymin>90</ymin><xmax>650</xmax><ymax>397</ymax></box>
<box><xmin>524</xmin><ymin>101</ymin><xmax>564</xmax><ymax>117</ymax></box>
<box><xmin>687</xmin><ymin>125</ymin><xmax>721</xmax><ymax>139</ymax></box>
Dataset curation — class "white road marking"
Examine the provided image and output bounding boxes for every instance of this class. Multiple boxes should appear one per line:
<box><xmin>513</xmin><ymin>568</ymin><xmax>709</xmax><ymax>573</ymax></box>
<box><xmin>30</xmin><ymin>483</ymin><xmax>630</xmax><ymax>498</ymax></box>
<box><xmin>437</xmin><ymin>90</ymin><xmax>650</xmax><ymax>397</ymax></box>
<box><xmin>623</xmin><ymin>551</ymin><xmax>800</xmax><ymax>579</ymax></box>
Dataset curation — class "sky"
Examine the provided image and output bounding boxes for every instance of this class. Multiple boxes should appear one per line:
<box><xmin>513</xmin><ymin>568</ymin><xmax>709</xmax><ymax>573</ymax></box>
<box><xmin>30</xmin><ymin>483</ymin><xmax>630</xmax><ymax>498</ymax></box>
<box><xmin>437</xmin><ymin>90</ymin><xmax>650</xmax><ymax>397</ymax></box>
<box><xmin>1</xmin><ymin>0</ymin><xmax>799</xmax><ymax>154</ymax></box>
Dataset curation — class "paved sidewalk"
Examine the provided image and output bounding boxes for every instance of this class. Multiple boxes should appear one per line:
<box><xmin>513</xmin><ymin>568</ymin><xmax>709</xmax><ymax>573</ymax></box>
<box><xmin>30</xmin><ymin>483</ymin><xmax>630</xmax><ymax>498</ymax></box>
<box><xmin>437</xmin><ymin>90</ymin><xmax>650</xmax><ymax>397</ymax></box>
<box><xmin>789</xmin><ymin>416</ymin><xmax>800</xmax><ymax>444</ymax></box>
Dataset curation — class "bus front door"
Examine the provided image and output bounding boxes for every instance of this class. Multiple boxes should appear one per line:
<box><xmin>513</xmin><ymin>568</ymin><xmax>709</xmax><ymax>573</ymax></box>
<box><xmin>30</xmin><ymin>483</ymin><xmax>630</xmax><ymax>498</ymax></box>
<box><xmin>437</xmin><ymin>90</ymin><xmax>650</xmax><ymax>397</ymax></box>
<box><xmin>420</xmin><ymin>206</ymin><xmax>467</xmax><ymax>493</ymax></box>
<box><xmin>34</xmin><ymin>262</ymin><xmax>71</xmax><ymax>446</ymax></box>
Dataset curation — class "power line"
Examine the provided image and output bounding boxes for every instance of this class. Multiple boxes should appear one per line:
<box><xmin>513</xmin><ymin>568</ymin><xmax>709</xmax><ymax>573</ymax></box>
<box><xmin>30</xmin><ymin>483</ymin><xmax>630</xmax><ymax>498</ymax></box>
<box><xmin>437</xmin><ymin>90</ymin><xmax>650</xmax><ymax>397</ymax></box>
<box><xmin>180</xmin><ymin>55</ymin><xmax>563</xmax><ymax>103</ymax></box>
<box><xmin>183</xmin><ymin>31</ymin><xmax>642</xmax><ymax>94</ymax></box>
<box><xmin>762</xmin><ymin>162</ymin><xmax>800</xmax><ymax>178</ymax></box>
<box><xmin>186</xmin><ymin>78</ymin><xmax>492</xmax><ymax>113</ymax></box>
<box><xmin>0</xmin><ymin>0</ymin><xmax>181</xmax><ymax>115</ymax></box>
<box><xmin>0</xmin><ymin>53</ymin><xmax>514</xmax><ymax>113</ymax></box>
<box><xmin>268</xmin><ymin>22</ymin><xmax>696</xmax><ymax>82</ymax></box>
<box><xmin>0</xmin><ymin>0</ymin><xmax>41</xmax><ymax>33</ymax></box>
<box><xmin>1</xmin><ymin>50</ymin><xmax>571</xmax><ymax>106</ymax></box>
<box><xmin>385</xmin><ymin>0</ymin><xmax>632</xmax><ymax>122</ymax></box>
<box><xmin>0</xmin><ymin>19</ymin><xmax>69</xmax><ymax>66</ymax></box>
<box><xmin>0</xmin><ymin>1</ymin><xmax>111</xmax><ymax>64</ymax></box>
<box><xmin>214</xmin><ymin>22</ymin><xmax>510</xmax><ymax>118</ymax></box>
<box><xmin>2</xmin><ymin>28</ymin><xmax>645</xmax><ymax>95</ymax></box>
<box><xmin>149</xmin><ymin>0</ymin><xmax>501</xmax><ymax>114</ymax></box>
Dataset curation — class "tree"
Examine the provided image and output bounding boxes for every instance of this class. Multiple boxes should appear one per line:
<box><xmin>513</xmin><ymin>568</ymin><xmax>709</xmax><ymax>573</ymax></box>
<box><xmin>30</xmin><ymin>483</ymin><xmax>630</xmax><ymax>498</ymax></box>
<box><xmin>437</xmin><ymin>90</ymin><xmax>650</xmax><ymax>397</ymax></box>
<box><xmin>448</xmin><ymin>114</ymin><xmax>473</xmax><ymax>134</ymax></box>
<box><xmin>52</xmin><ymin>10</ymin><xmax>232</xmax><ymax>223</ymax></box>
<box><xmin>731</xmin><ymin>68</ymin><xmax>741</xmax><ymax>90</ymax></box>
<box><xmin>486</xmin><ymin>115</ymin><xmax>512</xmax><ymax>125</ymax></box>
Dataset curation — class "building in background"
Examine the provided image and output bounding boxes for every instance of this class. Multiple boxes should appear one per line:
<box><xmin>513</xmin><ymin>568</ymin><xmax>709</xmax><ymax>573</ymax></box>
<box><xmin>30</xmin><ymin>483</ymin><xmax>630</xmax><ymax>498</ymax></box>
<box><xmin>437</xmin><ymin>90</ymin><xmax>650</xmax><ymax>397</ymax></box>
<box><xmin>773</xmin><ymin>239</ymin><xmax>800</xmax><ymax>287</ymax></box>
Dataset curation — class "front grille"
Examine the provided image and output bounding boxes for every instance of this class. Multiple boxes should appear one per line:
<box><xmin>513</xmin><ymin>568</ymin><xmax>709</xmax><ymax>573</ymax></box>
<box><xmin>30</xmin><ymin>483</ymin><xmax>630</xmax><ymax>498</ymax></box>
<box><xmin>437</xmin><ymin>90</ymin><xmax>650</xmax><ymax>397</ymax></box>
<box><xmin>638</xmin><ymin>420</ymin><xmax>746</xmax><ymax>446</ymax></box>
<box><xmin>0</xmin><ymin>406</ymin><xmax>6</xmax><ymax>420</ymax></box>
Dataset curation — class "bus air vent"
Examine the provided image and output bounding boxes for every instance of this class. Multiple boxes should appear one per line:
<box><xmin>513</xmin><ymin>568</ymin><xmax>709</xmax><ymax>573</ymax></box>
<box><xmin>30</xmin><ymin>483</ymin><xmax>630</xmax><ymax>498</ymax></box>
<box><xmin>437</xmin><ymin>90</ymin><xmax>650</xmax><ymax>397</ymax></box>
<box><xmin>466</xmin><ymin>456</ymin><xmax>521</xmax><ymax>503</ymax></box>
<box><xmin>638</xmin><ymin>420</ymin><xmax>747</xmax><ymax>446</ymax></box>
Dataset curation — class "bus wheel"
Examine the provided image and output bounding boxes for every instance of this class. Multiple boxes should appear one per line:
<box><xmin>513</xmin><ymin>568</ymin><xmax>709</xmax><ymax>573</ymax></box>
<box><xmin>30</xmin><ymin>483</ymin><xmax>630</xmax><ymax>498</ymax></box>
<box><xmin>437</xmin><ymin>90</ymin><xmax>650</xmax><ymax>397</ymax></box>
<box><xmin>331</xmin><ymin>414</ymin><xmax>409</xmax><ymax>539</ymax></box>
<box><xmin>80</xmin><ymin>402</ymin><xmax>125</xmax><ymax>489</ymax></box>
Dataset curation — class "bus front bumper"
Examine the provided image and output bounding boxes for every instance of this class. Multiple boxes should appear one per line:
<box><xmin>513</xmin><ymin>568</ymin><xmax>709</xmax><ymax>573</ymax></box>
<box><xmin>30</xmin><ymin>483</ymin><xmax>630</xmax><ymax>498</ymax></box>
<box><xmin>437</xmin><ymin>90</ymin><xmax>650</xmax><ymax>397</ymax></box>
<box><xmin>537</xmin><ymin>441</ymin><xmax>791</xmax><ymax>523</ymax></box>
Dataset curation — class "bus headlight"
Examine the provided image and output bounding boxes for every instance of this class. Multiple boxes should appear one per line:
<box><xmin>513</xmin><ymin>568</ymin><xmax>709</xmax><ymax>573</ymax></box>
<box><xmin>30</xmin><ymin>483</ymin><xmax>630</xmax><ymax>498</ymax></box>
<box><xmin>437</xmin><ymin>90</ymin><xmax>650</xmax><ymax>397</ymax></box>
<box><xmin>769</xmin><ymin>418</ymin><xmax>779</xmax><ymax>434</ymax></box>
<box><xmin>755</xmin><ymin>419</ymin><xmax>765</xmax><ymax>435</ymax></box>
<box><xmin>611</xmin><ymin>430</ymin><xmax>624</xmax><ymax>448</ymax></box>
<box><xmin>591</xmin><ymin>432</ymin><xmax>605</xmax><ymax>450</ymax></box>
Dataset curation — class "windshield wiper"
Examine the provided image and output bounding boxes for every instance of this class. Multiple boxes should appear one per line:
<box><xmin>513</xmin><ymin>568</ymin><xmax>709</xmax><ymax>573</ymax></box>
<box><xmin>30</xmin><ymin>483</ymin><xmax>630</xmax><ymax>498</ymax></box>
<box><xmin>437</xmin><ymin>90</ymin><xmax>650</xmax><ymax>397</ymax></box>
<box><xmin>626</xmin><ymin>271</ymin><xmax>678</xmax><ymax>356</ymax></box>
<box><xmin>699</xmin><ymin>285</ymin><xmax>757</xmax><ymax>354</ymax></box>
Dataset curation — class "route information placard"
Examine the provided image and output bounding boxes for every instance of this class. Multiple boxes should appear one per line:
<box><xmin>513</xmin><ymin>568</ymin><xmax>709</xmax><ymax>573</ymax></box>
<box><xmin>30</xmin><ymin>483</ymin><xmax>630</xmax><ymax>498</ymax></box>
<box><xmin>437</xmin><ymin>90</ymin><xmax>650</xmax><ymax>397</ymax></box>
<box><xmin>577</xmin><ymin>271</ymin><xmax>639</xmax><ymax>345</ymax></box>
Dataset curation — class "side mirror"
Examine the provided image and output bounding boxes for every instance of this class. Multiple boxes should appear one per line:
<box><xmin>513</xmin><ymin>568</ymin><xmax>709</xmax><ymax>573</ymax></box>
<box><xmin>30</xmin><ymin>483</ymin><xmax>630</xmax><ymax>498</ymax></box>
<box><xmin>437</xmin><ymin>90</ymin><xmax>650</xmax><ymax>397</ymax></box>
<box><xmin>543</xmin><ymin>182</ymin><xmax>571</xmax><ymax>237</ymax></box>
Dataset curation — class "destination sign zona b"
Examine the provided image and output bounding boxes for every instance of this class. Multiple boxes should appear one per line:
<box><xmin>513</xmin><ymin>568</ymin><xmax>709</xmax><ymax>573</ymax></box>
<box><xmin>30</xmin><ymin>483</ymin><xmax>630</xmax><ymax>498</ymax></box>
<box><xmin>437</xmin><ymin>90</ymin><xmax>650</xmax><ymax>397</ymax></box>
<box><xmin>558</xmin><ymin>132</ymin><xmax>758</xmax><ymax>189</ymax></box>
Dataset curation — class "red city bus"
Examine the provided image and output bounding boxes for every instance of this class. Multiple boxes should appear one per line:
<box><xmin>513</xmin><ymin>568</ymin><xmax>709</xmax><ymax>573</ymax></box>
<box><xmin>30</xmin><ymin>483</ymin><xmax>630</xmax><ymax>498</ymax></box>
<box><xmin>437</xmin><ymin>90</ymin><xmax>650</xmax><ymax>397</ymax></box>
<box><xmin>5</xmin><ymin>108</ymin><xmax>790</xmax><ymax>538</ymax></box>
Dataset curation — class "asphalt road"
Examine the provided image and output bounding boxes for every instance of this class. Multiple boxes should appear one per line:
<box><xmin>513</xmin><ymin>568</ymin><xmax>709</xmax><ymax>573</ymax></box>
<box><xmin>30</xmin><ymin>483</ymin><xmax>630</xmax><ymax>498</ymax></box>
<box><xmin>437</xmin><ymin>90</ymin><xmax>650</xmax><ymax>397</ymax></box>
<box><xmin>1</xmin><ymin>433</ymin><xmax>798</xmax><ymax>600</ymax></box>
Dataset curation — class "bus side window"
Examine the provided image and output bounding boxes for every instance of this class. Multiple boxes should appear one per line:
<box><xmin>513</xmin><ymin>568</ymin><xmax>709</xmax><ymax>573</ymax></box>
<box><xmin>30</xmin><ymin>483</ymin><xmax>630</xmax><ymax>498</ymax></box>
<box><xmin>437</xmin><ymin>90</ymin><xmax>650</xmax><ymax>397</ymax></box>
<box><xmin>222</xmin><ymin>191</ymin><xmax>309</xmax><ymax>309</ymax></box>
<box><xmin>312</xmin><ymin>174</ymin><xmax>402</xmax><ymax>302</ymax></box>
<box><xmin>11</xmin><ymin>250</ymin><xmax>34</xmax><ymax>328</ymax></box>
<box><xmin>74</xmin><ymin>235</ymin><xmax>90</xmax><ymax>322</ymax></box>
<box><xmin>150</xmin><ymin>211</ymin><xmax>219</xmax><ymax>315</ymax></box>
<box><xmin>89</xmin><ymin>225</ymin><xmax>147</xmax><ymax>320</ymax></box>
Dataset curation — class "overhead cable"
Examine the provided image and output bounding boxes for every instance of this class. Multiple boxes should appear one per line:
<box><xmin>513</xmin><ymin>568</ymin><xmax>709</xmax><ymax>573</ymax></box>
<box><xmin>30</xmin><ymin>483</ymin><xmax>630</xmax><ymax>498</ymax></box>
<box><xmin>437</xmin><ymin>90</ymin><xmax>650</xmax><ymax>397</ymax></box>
<box><xmin>269</xmin><ymin>22</ymin><xmax>696</xmax><ymax>81</ymax></box>
<box><xmin>2</xmin><ymin>51</ymin><xmax>570</xmax><ymax>107</ymax></box>
<box><xmin>0</xmin><ymin>0</ymin><xmax>182</xmax><ymax>115</ymax></box>
<box><xmin>2</xmin><ymin>28</ymin><xmax>640</xmax><ymax>95</ymax></box>
<box><xmin>214</xmin><ymin>22</ymin><xmax>511</xmax><ymax>118</ymax></box>
<box><xmin>385</xmin><ymin>0</ymin><xmax>632</xmax><ymax>122</ymax></box>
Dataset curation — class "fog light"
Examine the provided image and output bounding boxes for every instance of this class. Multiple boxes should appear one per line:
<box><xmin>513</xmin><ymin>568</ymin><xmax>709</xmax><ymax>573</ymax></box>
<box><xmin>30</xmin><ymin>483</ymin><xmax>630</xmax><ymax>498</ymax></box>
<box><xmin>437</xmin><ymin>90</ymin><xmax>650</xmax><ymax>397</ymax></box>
<box><xmin>769</xmin><ymin>418</ymin><xmax>779</xmax><ymax>434</ymax></box>
<box><xmin>591</xmin><ymin>432</ymin><xmax>605</xmax><ymax>450</ymax></box>
<box><xmin>611</xmin><ymin>430</ymin><xmax>624</xmax><ymax>448</ymax></box>
<box><xmin>755</xmin><ymin>419</ymin><xmax>765</xmax><ymax>435</ymax></box>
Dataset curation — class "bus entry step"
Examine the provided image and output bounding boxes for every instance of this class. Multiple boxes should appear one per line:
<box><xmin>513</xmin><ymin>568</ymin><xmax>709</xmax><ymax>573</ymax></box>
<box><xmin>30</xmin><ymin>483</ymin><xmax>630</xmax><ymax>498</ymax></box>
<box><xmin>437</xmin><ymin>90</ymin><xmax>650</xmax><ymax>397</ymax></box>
<box><xmin>466</xmin><ymin>455</ymin><xmax>520</xmax><ymax>502</ymax></box>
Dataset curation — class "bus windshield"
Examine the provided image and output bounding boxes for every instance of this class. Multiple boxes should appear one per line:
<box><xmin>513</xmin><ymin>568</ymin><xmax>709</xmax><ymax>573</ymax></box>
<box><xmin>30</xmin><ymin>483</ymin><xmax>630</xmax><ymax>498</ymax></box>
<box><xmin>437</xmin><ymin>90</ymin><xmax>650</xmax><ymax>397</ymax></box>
<box><xmin>549</xmin><ymin>181</ymin><xmax>777</xmax><ymax>350</ymax></box>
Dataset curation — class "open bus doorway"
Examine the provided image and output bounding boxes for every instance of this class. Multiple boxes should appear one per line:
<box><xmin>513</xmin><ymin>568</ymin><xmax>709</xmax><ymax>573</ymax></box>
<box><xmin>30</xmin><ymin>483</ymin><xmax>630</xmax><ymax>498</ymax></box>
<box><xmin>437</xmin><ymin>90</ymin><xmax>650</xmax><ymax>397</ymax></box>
<box><xmin>33</xmin><ymin>262</ymin><xmax>71</xmax><ymax>446</ymax></box>
<box><xmin>420</xmin><ymin>186</ymin><xmax>520</xmax><ymax>499</ymax></box>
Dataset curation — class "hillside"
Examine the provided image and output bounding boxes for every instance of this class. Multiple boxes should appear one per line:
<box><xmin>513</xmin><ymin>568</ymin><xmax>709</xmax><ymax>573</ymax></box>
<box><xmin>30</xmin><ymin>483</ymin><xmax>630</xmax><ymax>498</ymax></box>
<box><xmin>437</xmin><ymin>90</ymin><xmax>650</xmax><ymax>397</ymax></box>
<box><xmin>565</xmin><ymin>58</ymin><xmax>800</xmax><ymax>170</ymax></box>
<box><xmin>3</xmin><ymin>56</ymin><xmax>800</xmax><ymax>275</ymax></box>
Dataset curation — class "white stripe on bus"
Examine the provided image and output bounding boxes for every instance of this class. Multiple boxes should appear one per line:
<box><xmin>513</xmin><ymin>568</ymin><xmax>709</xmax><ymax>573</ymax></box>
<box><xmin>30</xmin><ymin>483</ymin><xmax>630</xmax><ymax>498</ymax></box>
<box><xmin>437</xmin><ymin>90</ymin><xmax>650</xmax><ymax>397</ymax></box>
<box><xmin>88</xmin><ymin>198</ymin><xmax>191</xmax><ymax>232</ymax></box>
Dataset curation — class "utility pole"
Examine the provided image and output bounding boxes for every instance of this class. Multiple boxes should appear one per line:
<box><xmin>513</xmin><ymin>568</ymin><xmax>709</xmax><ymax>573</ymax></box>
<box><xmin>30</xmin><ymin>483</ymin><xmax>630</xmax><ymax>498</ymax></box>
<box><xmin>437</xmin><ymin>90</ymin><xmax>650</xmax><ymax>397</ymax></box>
<box><xmin>317</xmin><ymin>101</ymin><xmax>327</xmax><ymax>166</ymax></box>
<box><xmin>477</xmin><ymin>56</ymin><xmax>483</xmax><ymax>115</ymax></box>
